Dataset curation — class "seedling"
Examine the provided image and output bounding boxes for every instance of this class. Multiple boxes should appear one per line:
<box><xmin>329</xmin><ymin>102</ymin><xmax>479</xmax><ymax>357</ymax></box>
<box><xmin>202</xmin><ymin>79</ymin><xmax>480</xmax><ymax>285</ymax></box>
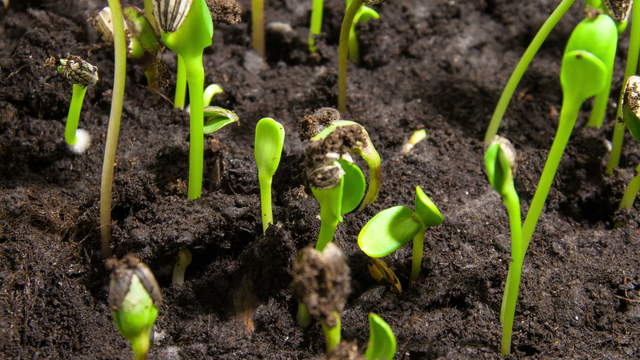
<box><xmin>484</xmin><ymin>136</ymin><xmax>523</xmax><ymax>356</ymax></box>
<box><xmin>152</xmin><ymin>0</ymin><xmax>214</xmax><ymax>199</ymax></box>
<box><xmin>107</xmin><ymin>255</ymin><xmax>161</xmax><ymax>360</ymax></box>
<box><xmin>618</xmin><ymin>76</ymin><xmax>640</xmax><ymax>209</ymax></box>
<box><xmin>100</xmin><ymin>0</ymin><xmax>128</xmax><ymax>258</ymax></box>
<box><xmin>358</xmin><ymin>186</ymin><xmax>443</xmax><ymax>282</ymax></box>
<box><xmin>484</xmin><ymin>0</ymin><xmax>629</xmax><ymax>144</ymax></box>
<box><xmin>308</xmin><ymin>0</ymin><xmax>323</xmax><ymax>52</ymax></box>
<box><xmin>56</xmin><ymin>56</ymin><xmax>98</xmax><ymax>154</ymax></box>
<box><xmin>346</xmin><ymin>0</ymin><xmax>380</xmax><ymax>64</ymax></box>
<box><xmin>254</xmin><ymin>117</ymin><xmax>285</xmax><ymax>234</ymax></box>
<box><xmin>291</xmin><ymin>243</ymin><xmax>351</xmax><ymax>354</ymax></box>
<box><xmin>337</xmin><ymin>0</ymin><xmax>384</xmax><ymax>112</ymax></box>
<box><xmin>364</xmin><ymin>313</ymin><xmax>396</xmax><ymax>360</ymax></box>
<box><xmin>172</xmin><ymin>248</ymin><xmax>192</xmax><ymax>285</ymax></box>
<box><xmin>252</xmin><ymin>0</ymin><xmax>265</xmax><ymax>57</ymax></box>
<box><xmin>402</xmin><ymin>128</ymin><xmax>427</xmax><ymax>153</ymax></box>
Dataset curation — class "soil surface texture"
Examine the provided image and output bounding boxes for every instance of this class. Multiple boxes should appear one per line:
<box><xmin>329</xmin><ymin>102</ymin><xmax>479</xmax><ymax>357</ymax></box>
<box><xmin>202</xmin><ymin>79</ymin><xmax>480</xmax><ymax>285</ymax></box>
<box><xmin>1</xmin><ymin>0</ymin><xmax>639</xmax><ymax>359</ymax></box>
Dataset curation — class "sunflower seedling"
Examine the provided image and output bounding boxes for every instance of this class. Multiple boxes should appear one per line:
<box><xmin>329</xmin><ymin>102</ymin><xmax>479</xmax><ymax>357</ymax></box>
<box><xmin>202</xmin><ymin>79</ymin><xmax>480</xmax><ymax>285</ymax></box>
<box><xmin>254</xmin><ymin>117</ymin><xmax>285</xmax><ymax>234</ymax></box>
<box><xmin>292</xmin><ymin>243</ymin><xmax>351</xmax><ymax>354</ymax></box>
<box><xmin>172</xmin><ymin>248</ymin><xmax>193</xmax><ymax>285</ymax></box>
<box><xmin>107</xmin><ymin>255</ymin><xmax>161</xmax><ymax>360</ymax></box>
<box><xmin>402</xmin><ymin>129</ymin><xmax>427</xmax><ymax>154</ymax></box>
<box><xmin>617</xmin><ymin>76</ymin><xmax>640</xmax><ymax>210</ymax></box>
<box><xmin>346</xmin><ymin>0</ymin><xmax>380</xmax><ymax>64</ymax></box>
<box><xmin>56</xmin><ymin>56</ymin><xmax>98</xmax><ymax>154</ymax></box>
<box><xmin>252</xmin><ymin>0</ymin><xmax>265</xmax><ymax>57</ymax></box>
<box><xmin>338</xmin><ymin>0</ymin><xmax>384</xmax><ymax>112</ymax></box>
<box><xmin>364</xmin><ymin>313</ymin><xmax>396</xmax><ymax>360</ymax></box>
<box><xmin>358</xmin><ymin>186</ymin><xmax>443</xmax><ymax>282</ymax></box>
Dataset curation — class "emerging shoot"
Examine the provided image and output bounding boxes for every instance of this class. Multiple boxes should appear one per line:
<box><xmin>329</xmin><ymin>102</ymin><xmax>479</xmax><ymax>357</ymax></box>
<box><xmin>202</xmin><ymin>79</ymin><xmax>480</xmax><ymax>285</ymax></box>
<box><xmin>107</xmin><ymin>255</ymin><xmax>161</xmax><ymax>360</ymax></box>
<box><xmin>56</xmin><ymin>56</ymin><xmax>98</xmax><ymax>154</ymax></box>
<box><xmin>618</xmin><ymin>76</ymin><xmax>640</xmax><ymax>209</ymax></box>
<box><xmin>346</xmin><ymin>0</ymin><xmax>380</xmax><ymax>64</ymax></box>
<box><xmin>252</xmin><ymin>0</ymin><xmax>265</xmax><ymax>57</ymax></box>
<box><xmin>364</xmin><ymin>313</ymin><xmax>396</xmax><ymax>360</ymax></box>
<box><xmin>358</xmin><ymin>186</ymin><xmax>443</xmax><ymax>282</ymax></box>
<box><xmin>172</xmin><ymin>248</ymin><xmax>193</xmax><ymax>285</ymax></box>
<box><xmin>402</xmin><ymin>129</ymin><xmax>427</xmax><ymax>153</ymax></box>
<box><xmin>254</xmin><ymin>117</ymin><xmax>285</xmax><ymax>234</ymax></box>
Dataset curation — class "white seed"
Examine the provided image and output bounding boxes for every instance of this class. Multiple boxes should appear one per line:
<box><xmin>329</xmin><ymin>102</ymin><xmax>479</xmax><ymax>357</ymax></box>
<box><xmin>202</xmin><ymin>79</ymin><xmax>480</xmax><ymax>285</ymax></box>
<box><xmin>602</xmin><ymin>0</ymin><xmax>632</xmax><ymax>23</ymax></box>
<box><xmin>152</xmin><ymin>0</ymin><xmax>194</xmax><ymax>33</ymax></box>
<box><xmin>69</xmin><ymin>129</ymin><xmax>91</xmax><ymax>155</ymax></box>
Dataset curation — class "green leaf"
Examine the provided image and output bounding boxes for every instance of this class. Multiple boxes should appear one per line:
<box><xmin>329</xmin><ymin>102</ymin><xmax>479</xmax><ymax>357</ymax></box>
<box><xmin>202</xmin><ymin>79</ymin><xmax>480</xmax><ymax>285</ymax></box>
<box><xmin>365</xmin><ymin>313</ymin><xmax>396</xmax><ymax>360</ymax></box>
<box><xmin>338</xmin><ymin>159</ymin><xmax>366</xmax><ymax>215</ymax></box>
<box><xmin>203</xmin><ymin>106</ymin><xmax>239</xmax><ymax>134</ymax></box>
<box><xmin>358</xmin><ymin>206</ymin><xmax>423</xmax><ymax>257</ymax></box>
<box><xmin>414</xmin><ymin>186</ymin><xmax>444</xmax><ymax>227</ymax></box>
<box><xmin>255</xmin><ymin>117</ymin><xmax>285</xmax><ymax>178</ymax></box>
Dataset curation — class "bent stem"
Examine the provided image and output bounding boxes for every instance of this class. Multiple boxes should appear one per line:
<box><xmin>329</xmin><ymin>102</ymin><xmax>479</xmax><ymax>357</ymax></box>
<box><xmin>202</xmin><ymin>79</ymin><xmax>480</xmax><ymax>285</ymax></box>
<box><xmin>174</xmin><ymin>55</ymin><xmax>187</xmax><ymax>109</ymax></box>
<box><xmin>321</xmin><ymin>313</ymin><xmax>341</xmax><ymax>354</ymax></box>
<box><xmin>185</xmin><ymin>55</ymin><xmax>206</xmax><ymax>199</ymax></box>
<box><xmin>607</xmin><ymin>1</ymin><xmax>640</xmax><ymax>173</ymax></box>
<box><xmin>100</xmin><ymin>0</ymin><xmax>127</xmax><ymax>258</ymax></box>
<box><xmin>315</xmin><ymin>207</ymin><xmax>341</xmax><ymax>252</ymax></box>
<box><xmin>619</xmin><ymin>164</ymin><xmax>640</xmax><ymax>209</ymax></box>
<box><xmin>309</xmin><ymin>0</ymin><xmax>324</xmax><ymax>52</ymax></box>
<box><xmin>258</xmin><ymin>175</ymin><xmax>273</xmax><ymax>233</ymax></box>
<box><xmin>252</xmin><ymin>0</ymin><xmax>265</xmax><ymax>57</ymax></box>
<box><xmin>296</xmin><ymin>302</ymin><xmax>311</xmax><ymax>327</ymax></box>
<box><xmin>130</xmin><ymin>330</ymin><xmax>152</xmax><ymax>360</ymax></box>
<box><xmin>65</xmin><ymin>84</ymin><xmax>87</xmax><ymax>145</ymax></box>
<box><xmin>484</xmin><ymin>0</ymin><xmax>576</xmax><ymax>144</ymax></box>
<box><xmin>337</xmin><ymin>0</ymin><xmax>363</xmax><ymax>113</ymax></box>
<box><xmin>410</xmin><ymin>228</ymin><xmax>426</xmax><ymax>282</ymax></box>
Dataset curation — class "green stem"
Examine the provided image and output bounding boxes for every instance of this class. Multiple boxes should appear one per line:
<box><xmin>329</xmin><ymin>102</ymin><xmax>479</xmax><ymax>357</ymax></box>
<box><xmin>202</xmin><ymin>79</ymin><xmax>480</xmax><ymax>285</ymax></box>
<box><xmin>296</xmin><ymin>302</ymin><xmax>311</xmax><ymax>327</ymax></box>
<box><xmin>321</xmin><ymin>313</ymin><xmax>341</xmax><ymax>354</ymax></box>
<box><xmin>100</xmin><ymin>0</ymin><xmax>127</xmax><ymax>259</ymax></box>
<box><xmin>184</xmin><ymin>55</ymin><xmax>205</xmax><ymax>199</ymax></box>
<box><xmin>130</xmin><ymin>330</ymin><xmax>151</xmax><ymax>360</ymax></box>
<box><xmin>410</xmin><ymin>228</ymin><xmax>426</xmax><ymax>282</ymax></box>
<box><xmin>521</xmin><ymin>95</ymin><xmax>580</xmax><ymax>256</ymax></box>
<box><xmin>484</xmin><ymin>0</ymin><xmax>577</xmax><ymax>144</ymax></box>
<box><xmin>143</xmin><ymin>0</ymin><xmax>158</xmax><ymax>34</ymax></box>
<box><xmin>337</xmin><ymin>0</ymin><xmax>363</xmax><ymax>113</ymax></box>
<box><xmin>586</xmin><ymin>65</ymin><xmax>613</xmax><ymax>128</ymax></box>
<box><xmin>252</xmin><ymin>0</ymin><xmax>265</xmax><ymax>57</ymax></box>
<box><xmin>309</xmin><ymin>0</ymin><xmax>324</xmax><ymax>52</ymax></box>
<box><xmin>348</xmin><ymin>22</ymin><xmax>360</xmax><ymax>64</ymax></box>
<box><xmin>315</xmin><ymin>209</ymin><xmax>340</xmax><ymax>252</ymax></box>
<box><xmin>64</xmin><ymin>84</ymin><xmax>87</xmax><ymax>145</ymax></box>
<box><xmin>174</xmin><ymin>55</ymin><xmax>187</xmax><ymax>109</ymax></box>
<box><xmin>258</xmin><ymin>174</ymin><xmax>273</xmax><ymax>234</ymax></box>
<box><xmin>607</xmin><ymin>1</ymin><xmax>640</xmax><ymax>173</ymax></box>
<box><xmin>619</xmin><ymin>165</ymin><xmax>640</xmax><ymax>209</ymax></box>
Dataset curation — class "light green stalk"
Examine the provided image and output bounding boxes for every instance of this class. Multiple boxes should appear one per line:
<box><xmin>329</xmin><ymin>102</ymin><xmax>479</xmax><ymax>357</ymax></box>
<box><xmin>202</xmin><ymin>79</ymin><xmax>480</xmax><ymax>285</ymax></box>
<box><xmin>65</xmin><ymin>84</ymin><xmax>87</xmax><ymax>145</ymax></box>
<box><xmin>321</xmin><ymin>313</ymin><xmax>341</xmax><ymax>353</ymax></box>
<box><xmin>410</xmin><ymin>228</ymin><xmax>425</xmax><ymax>282</ymax></box>
<box><xmin>337</xmin><ymin>0</ymin><xmax>363</xmax><ymax>113</ymax></box>
<box><xmin>309</xmin><ymin>0</ymin><xmax>324</xmax><ymax>52</ymax></box>
<box><xmin>185</xmin><ymin>55</ymin><xmax>206</xmax><ymax>199</ymax></box>
<box><xmin>259</xmin><ymin>176</ymin><xmax>273</xmax><ymax>233</ymax></box>
<box><xmin>606</xmin><ymin>2</ymin><xmax>640</xmax><ymax>174</ymax></box>
<box><xmin>619</xmin><ymin>164</ymin><xmax>640</xmax><ymax>209</ymax></box>
<box><xmin>100</xmin><ymin>0</ymin><xmax>127</xmax><ymax>258</ymax></box>
<box><xmin>174</xmin><ymin>55</ymin><xmax>187</xmax><ymax>109</ymax></box>
<box><xmin>484</xmin><ymin>0</ymin><xmax>577</xmax><ymax>144</ymax></box>
<box><xmin>252</xmin><ymin>0</ymin><xmax>265</xmax><ymax>57</ymax></box>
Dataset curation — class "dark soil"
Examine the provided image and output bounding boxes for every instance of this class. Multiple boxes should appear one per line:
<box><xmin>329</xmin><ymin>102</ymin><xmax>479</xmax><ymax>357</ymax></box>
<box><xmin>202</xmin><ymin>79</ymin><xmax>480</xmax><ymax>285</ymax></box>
<box><xmin>1</xmin><ymin>0</ymin><xmax>639</xmax><ymax>359</ymax></box>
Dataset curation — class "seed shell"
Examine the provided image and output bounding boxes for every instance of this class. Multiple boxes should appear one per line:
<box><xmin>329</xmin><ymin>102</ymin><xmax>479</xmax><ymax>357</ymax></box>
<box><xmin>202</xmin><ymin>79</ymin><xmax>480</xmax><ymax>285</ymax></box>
<box><xmin>153</xmin><ymin>0</ymin><xmax>194</xmax><ymax>33</ymax></box>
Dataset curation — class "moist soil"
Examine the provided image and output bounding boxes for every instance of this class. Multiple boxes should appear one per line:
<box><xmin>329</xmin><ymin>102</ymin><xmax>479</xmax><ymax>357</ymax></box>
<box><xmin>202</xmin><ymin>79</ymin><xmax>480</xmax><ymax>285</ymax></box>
<box><xmin>1</xmin><ymin>0</ymin><xmax>639</xmax><ymax>359</ymax></box>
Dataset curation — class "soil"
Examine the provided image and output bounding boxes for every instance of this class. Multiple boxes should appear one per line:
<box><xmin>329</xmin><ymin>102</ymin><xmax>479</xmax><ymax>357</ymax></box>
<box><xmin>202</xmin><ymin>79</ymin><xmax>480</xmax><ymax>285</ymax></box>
<box><xmin>1</xmin><ymin>0</ymin><xmax>639</xmax><ymax>359</ymax></box>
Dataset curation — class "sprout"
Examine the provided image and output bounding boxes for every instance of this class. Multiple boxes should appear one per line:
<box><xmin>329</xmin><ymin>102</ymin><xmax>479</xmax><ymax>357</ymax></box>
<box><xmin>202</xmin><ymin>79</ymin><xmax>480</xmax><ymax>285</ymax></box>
<box><xmin>346</xmin><ymin>0</ymin><xmax>380</xmax><ymax>64</ymax></box>
<box><xmin>337</xmin><ymin>0</ymin><xmax>384</xmax><ymax>112</ymax></box>
<box><xmin>254</xmin><ymin>117</ymin><xmax>285</xmax><ymax>233</ymax></box>
<box><xmin>292</xmin><ymin>243</ymin><xmax>351</xmax><ymax>354</ymax></box>
<box><xmin>252</xmin><ymin>0</ymin><xmax>265</xmax><ymax>57</ymax></box>
<box><xmin>617</xmin><ymin>76</ymin><xmax>640</xmax><ymax>210</ymax></box>
<box><xmin>358</xmin><ymin>186</ymin><xmax>443</xmax><ymax>282</ymax></box>
<box><xmin>308</xmin><ymin>0</ymin><xmax>324</xmax><ymax>53</ymax></box>
<box><xmin>2</xmin><ymin>0</ymin><xmax>8</xmax><ymax>8</ymax></box>
<box><xmin>172</xmin><ymin>248</ymin><xmax>192</xmax><ymax>285</ymax></box>
<box><xmin>364</xmin><ymin>313</ymin><xmax>396</xmax><ymax>360</ymax></box>
<box><xmin>56</xmin><ymin>56</ymin><xmax>98</xmax><ymax>154</ymax></box>
<box><xmin>107</xmin><ymin>255</ymin><xmax>161</xmax><ymax>360</ymax></box>
<box><xmin>401</xmin><ymin>129</ymin><xmax>427</xmax><ymax>154</ymax></box>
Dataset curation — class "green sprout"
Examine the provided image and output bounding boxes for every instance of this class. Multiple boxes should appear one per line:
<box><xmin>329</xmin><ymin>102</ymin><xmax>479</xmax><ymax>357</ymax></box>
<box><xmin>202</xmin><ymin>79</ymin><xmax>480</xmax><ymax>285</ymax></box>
<box><xmin>172</xmin><ymin>248</ymin><xmax>193</xmax><ymax>285</ymax></box>
<box><xmin>364</xmin><ymin>313</ymin><xmax>396</xmax><ymax>360</ymax></box>
<box><xmin>484</xmin><ymin>0</ymin><xmax>629</xmax><ymax>144</ymax></box>
<box><xmin>252</xmin><ymin>0</ymin><xmax>265</xmax><ymax>57</ymax></box>
<box><xmin>100</xmin><ymin>0</ymin><xmax>128</xmax><ymax>258</ymax></box>
<box><xmin>56</xmin><ymin>56</ymin><xmax>98</xmax><ymax>154</ymax></box>
<box><xmin>346</xmin><ymin>0</ymin><xmax>379</xmax><ymax>64</ymax></box>
<box><xmin>308</xmin><ymin>0</ymin><xmax>323</xmax><ymax>52</ymax></box>
<box><xmin>483</xmin><ymin>136</ymin><xmax>523</xmax><ymax>356</ymax></box>
<box><xmin>402</xmin><ymin>128</ymin><xmax>427</xmax><ymax>154</ymax></box>
<box><xmin>358</xmin><ymin>186</ymin><xmax>443</xmax><ymax>282</ymax></box>
<box><xmin>618</xmin><ymin>76</ymin><xmax>640</xmax><ymax>210</ymax></box>
<box><xmin>254</xmin><ymin>117</ymin><xmax>285</xmax><ymax>234</ymax></box>
<box><xmin>107</xmin><ymin>255</ymin><xmax>162</xmax><ymax>360</ymax></box>
<box><xmin>337</xmin><ymin>0</ymin><xmax>383</xmax><ymax>112</ymax></box>
<box><xmin>152</xmin><ymin>0</ymin><xmax>213</xmax><ymax>199</ymax></box>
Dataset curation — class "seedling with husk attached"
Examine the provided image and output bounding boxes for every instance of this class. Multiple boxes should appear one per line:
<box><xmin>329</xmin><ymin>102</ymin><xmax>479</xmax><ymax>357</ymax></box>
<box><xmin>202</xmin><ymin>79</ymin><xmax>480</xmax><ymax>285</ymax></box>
<box><xmin>483</xmin><ymin>136</ymin><xmax>523</xmax><ymax>356</ymax></box>
<box><xmin>254</xmin><ymin>118</ymin><xmax>285</xmax><ymax>234</ymax></box>
<box><xmin>292</xmin><ymin>243</ymin><xmax>351</xmax><ymax>354</ymax></box>
<box><xmin>56</xmin><ymin>56</ymin><xmax>98</xmax><ymax>154</ymax></box>
<box><xmin>491</xmin><ymin>14</ymin><xmax>617</xmax><ymax>355</ymax></box>
<box><xmin>337</xmin><ymin>0</ymin><xmax>384</xmax><ymax>112</ymax></box>
<box><xmin>107</xmin><ymin>255</ymin><xmax>162</xmax><ymax>360</ymax></box>
<box><xmin>484</xmin><ymin>0</ymin><xmax>627</xmax><ymax>145</ymax></box>
<box><xmin>358</xmin><ymin>186</ymin><xmax>443</xmax><ymax>282</ymax></box>
<box><xmin>617</xmin><ymin>76</ymin><xmax>640</xmax><ymax>210</ymax></box>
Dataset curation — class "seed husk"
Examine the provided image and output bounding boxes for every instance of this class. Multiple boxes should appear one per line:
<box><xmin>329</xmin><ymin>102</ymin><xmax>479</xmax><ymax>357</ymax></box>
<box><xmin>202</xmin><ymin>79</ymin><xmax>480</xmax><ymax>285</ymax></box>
<box><xmin>153</xmin><ymin>0</ymin><xmax>194</xmax><ymax>33</ymax></box>
<box><xmin>57</xmin><ymin>56</ymin><xmax>99</xmax><ymax>87</ymax></box>
<box><xmin>602</xmin><ymin>0</ymin><xmax>632</xmax><ymax>23</ymax></box>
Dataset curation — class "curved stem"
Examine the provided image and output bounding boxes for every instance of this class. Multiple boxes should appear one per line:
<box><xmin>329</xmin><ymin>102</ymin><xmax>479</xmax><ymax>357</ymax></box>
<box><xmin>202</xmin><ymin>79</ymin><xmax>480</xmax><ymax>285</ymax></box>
<box><xmin>185</xmin><ymin>54</ymin><xmax>205</xmax><ymax>199</ymax></box>
<box><xmin>586</xmin><ymin>67</ymin><xmax>613</xmax><ymax>128</ymax></box>
<box><xmin>337</xmin><ymin>0</ymin><xmax>363</xmax><ymax>113</ymax></box>
<box><xmin>64</xmin><ymin>84</ymin><xmax>87</xmax><ymax>145</ymax></box>
<box><xmin>100</xmin><ymin>0</ymin><xmax>127</xmax><ymax>259</ymax></box>
<box><xmin>607</xmin><ymin>1</ymin><xmax>640</xmax><ymax>173</ymax></box>
<box><xmin>258</xmin><ymin>174</ymin><xmax>273</xmax><ymax>233</ymax></box>
<box><xmin>309</xmin><ymin>0</ymin><xmax>324</xmax><ymax>52</ymax></box>
<box><xmin>315</xmin><ymin>212</ymin><xmax>340</xmax><ymax>252</ymax></box>
<box><xmin>521</xmin><ymin>95</ymin><xmax>580</xmax><ymax>256</ymax></box>
<box><xmin>484</xmin><ymin>0</ymin><xmax>577</xmax><ymax>144</ymax></box>
<box><xmin>321</xmin><ymin>313</ymin><xmax>341</xmax><ymax>354</ymax></box>
<box><xmin>348</xmin><ymin>24</ymin><xmax>360</xmax><ymax>64</ymax></box>
<box><xmin>174</xmin><ymin>55</ymin><xmax>187</xmax><ymax>109</ymax></box>
<box><xmin>296</xmin><ymin>303</ymin><xmax>311</xmax><ymax>327</ymax></box>
<box><xmin>130</xmin><ymin>330</ymin><xmax>151</xmax><ymax>360</ymax></box>
<box><xmin>252</xmin><ymin>0</ymin><xmax>265</xmax><ymax>57</ymax></box>
<box><xmin>620</xmin><ymin>166</ymin><xmax>640</xmax><ymax>209</ymax></box>
<box><xmin>410</xmin><ymin>228</ymin><xmax>426</xmax><ymax>282</ymax></box>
